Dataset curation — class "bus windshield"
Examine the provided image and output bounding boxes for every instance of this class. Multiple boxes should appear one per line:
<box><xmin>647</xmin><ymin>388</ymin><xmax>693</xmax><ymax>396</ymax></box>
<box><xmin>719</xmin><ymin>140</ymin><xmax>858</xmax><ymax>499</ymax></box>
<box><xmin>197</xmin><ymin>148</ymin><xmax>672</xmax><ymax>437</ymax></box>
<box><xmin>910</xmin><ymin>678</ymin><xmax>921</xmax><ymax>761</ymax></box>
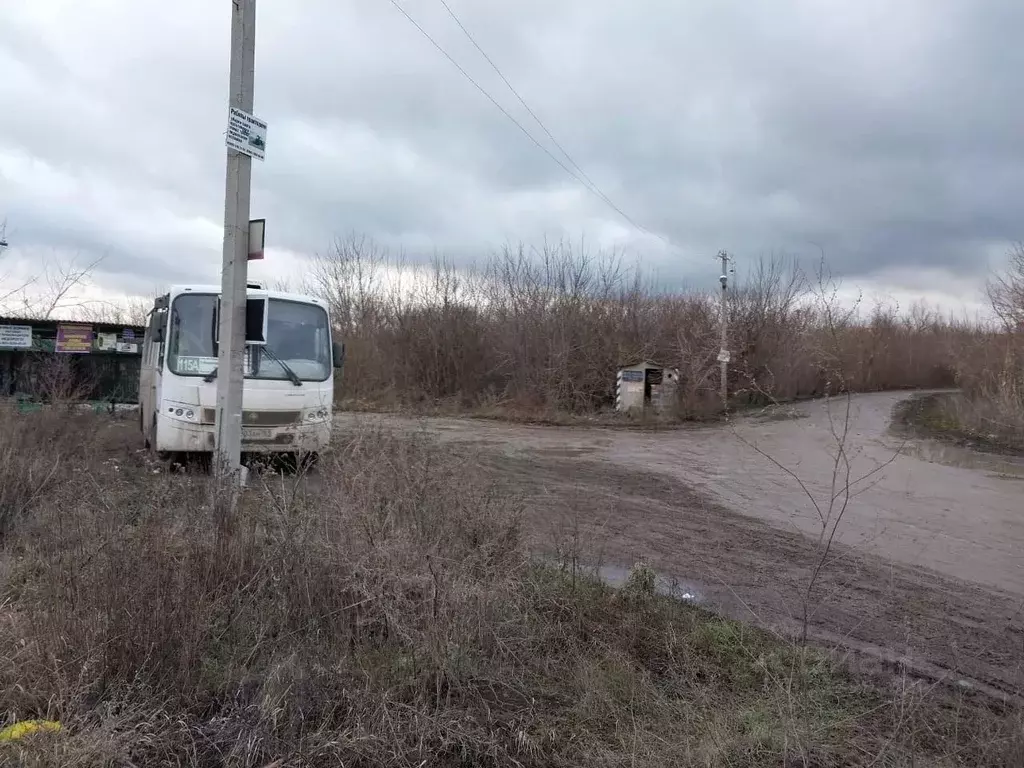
<box><xmin>167</xmin><ymin>294</ymin><xmax>331</xmax><ymax>381</ymax></box>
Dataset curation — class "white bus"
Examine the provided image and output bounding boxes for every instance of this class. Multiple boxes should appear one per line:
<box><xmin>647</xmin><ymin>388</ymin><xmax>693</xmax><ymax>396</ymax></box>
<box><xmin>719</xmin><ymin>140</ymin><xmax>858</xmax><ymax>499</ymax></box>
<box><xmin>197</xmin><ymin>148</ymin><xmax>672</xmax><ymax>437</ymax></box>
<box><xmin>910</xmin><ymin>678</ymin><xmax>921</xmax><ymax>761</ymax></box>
<box><xmin>139</xmin><ymin>284</ymin><xmax>343</xmax><ymax>463</ymax></box>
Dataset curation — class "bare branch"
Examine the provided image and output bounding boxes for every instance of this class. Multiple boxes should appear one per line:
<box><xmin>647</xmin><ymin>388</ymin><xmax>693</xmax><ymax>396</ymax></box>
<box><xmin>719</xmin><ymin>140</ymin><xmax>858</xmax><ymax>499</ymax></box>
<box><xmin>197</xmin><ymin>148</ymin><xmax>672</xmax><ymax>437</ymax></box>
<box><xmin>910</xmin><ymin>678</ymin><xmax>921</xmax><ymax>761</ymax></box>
<box><xmin>732</xmin><ymin>426</ymin><xmax>827</xmax><ymax>526</ymax></box>
<box><xmin>987</xmin><ymin>242</ymin><xmax>1024</xmax><ymax>332</ymax></box>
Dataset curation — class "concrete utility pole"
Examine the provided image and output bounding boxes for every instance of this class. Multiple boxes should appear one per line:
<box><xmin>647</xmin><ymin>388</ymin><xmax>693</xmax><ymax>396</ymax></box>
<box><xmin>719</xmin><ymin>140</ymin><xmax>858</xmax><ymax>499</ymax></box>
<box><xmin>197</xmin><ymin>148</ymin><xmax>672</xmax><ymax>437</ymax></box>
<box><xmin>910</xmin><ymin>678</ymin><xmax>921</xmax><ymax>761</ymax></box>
<box><xmin>215</xmin><ymin>0</ymin><xmax>256</xmax><ymax>480</ymax></box>
<box><xmin>717</xmin><ymin>250</ymin><xmax>732</xmax><ymax>408</ymax></box>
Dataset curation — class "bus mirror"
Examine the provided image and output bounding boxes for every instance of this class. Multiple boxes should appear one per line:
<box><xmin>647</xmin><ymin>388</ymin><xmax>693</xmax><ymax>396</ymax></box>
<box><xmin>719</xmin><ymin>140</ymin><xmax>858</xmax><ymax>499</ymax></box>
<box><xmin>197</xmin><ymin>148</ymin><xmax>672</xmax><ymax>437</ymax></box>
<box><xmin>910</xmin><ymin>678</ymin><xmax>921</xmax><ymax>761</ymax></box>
<box><xmin>245</xmin><ymin>297</ymin><xmax>268</xmax><ymax>344</ymax></box>
<box><xmin>217</xmin><ymin>297</ymin><xmax>269</xmax><ymax>344</ymax></box>
<box><xmin>332</xmin><ymin>342</ymin><xmax>345</xmax><ymax>369</ymax></box>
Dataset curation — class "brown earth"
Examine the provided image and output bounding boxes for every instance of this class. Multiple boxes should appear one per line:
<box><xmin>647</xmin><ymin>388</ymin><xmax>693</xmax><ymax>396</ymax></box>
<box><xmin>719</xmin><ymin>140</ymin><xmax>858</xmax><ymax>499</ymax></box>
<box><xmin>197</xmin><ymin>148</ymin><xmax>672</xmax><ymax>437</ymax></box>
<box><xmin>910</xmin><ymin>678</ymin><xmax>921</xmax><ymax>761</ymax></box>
<box><xmin>335</xmin><ymin>392</ymin><xmax>1024</xmax><ymax>700</ymax></box>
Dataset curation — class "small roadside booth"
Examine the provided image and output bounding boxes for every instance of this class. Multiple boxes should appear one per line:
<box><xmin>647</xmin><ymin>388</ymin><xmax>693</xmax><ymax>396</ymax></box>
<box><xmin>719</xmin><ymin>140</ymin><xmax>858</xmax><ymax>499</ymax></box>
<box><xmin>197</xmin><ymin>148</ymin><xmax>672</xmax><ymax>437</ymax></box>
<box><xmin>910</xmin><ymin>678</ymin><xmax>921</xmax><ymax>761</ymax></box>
<box><xmin>615</xmin><ymin>360</ymin><xmax>679</xmax><ymax>414</ymax></box>
<box><xmin>0</xmin><ymin>317</ymin><xmax>146</xmax><ymax>406</ymax></box>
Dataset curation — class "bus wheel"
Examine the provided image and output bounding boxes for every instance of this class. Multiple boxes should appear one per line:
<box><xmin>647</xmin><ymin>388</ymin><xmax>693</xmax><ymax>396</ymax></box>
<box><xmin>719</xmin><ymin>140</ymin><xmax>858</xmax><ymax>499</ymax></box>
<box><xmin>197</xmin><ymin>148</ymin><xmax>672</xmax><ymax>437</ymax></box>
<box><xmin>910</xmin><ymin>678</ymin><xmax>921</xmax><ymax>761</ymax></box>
<box><xmin>149</xmin><ymin>418</ymin><xmax>172</xmax><ymax>469</ymax></box>
<box><xmin>178</xmin><ymin>452</ymin><xmax>211</xmax><ymax>474</ymax></box>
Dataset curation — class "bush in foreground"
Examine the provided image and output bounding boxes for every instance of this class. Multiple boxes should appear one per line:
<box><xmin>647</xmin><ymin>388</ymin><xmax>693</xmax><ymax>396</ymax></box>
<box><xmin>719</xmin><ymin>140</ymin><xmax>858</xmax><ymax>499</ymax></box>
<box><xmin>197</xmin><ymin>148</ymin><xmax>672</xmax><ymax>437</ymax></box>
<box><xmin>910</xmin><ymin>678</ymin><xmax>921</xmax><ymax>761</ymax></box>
<box><xmin>0</xmin><ymin>416</ymin><xmax>1020</xmax><ymax>766</ymax></box>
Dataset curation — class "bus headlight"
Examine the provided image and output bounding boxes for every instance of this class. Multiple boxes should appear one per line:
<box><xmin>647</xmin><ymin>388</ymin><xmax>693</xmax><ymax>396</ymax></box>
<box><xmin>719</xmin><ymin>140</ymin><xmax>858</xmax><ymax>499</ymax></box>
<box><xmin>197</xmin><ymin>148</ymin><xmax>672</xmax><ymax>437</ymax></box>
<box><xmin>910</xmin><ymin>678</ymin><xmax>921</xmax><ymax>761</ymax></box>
<box><xmin>166</xmin><ymin>404</ymin><xmax>198</xmax><ymax>421</ymax></box>
<box><xmin>305</xmin><ymin>408</ymin><xmax>330</xmax><ymax>422</ymax></box>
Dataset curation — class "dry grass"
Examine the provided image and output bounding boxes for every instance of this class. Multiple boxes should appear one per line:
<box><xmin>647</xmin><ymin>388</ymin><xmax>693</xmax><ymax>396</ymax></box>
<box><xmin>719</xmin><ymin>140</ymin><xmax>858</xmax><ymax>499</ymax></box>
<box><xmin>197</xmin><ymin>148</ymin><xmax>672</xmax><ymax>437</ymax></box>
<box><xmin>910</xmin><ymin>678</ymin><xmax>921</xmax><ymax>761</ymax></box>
<box><xmin>897</xmin><ymin>390</ymin><xmax>1024</xmax><ymax>455</ymax></box>
<box><xmin>0</xmin><ymin>408</ymin><xmax>106</xmax><ymax>542</ymax></box>
<box><xmin>944</xmin><ymin>245</ymin><xmax>1024</xmax><ymax>446</ymax></box>
<box><xmin>0</xmin><ymin>411</ymin><xmax>1020</xmax><ymax>766</ymax></box>
<box><xmin>950</xmin><ymin>333</ymin><xmax>1024</xmax><ymax>450</ymax></box>
<box><xmin>895</xmin><ymin>330</ymin><xmax>1024</xmax><ymax>453</ymax></box>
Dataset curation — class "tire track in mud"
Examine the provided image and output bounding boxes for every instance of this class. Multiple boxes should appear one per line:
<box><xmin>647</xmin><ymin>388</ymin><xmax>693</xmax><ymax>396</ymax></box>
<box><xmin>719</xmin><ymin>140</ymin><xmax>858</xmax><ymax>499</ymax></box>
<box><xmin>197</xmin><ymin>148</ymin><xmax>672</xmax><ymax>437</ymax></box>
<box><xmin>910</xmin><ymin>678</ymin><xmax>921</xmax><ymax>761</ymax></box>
<box><xmin>481</xmin><ymin>454</ymin><xmax>1023</xmax><ymax>700</ymax></box>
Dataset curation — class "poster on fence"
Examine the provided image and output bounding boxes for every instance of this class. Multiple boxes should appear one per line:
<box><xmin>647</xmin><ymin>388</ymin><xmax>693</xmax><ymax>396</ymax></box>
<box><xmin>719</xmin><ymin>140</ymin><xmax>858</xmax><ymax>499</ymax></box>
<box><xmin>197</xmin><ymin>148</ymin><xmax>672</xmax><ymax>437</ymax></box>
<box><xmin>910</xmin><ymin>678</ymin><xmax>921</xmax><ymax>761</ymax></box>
<box><xmin>0</xmin><ymin>324</ymin><xmax>32</xmax><ymax>348</ymax></box>
<box><xmin>56</xmin><ymin>324</ymin><xmax>93</xmax><ymax>353</ymax></box>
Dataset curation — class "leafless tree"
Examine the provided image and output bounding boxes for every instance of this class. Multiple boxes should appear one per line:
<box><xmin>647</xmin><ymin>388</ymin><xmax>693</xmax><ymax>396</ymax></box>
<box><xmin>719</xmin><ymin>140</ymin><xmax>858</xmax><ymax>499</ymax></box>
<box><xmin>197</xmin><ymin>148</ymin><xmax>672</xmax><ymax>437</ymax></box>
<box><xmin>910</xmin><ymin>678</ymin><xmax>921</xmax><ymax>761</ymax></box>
<box><xmin>0</xmin><ymin>236</ymin><xmax>106</xmax><ymax>319</ymax></box>
<box><xmin>305</xmin><ymin>233</ymin><xmax>390</xmax><ymax>337</ymax></box>
<box><xmin>988</xmin><ymin>242</ymin><xmax>1024</xmax><ymax>332</ymax></box>
<box><xmin>79</xmin><ymin>297</ymin><xmax>152</xmax><ymax>326</ymax></box>
<box><xmin>735</xmin><ymin>393</ymin><xmax>902</xmax><ymax>645</ymax></box>
<box><xmin>302</xmin><ymin>234</ymin><xmax>973</xmax><ymax>416</ymax></box>
<box><xmin>24</xmin><ymin>253</ymin><xmax>106</xmax><ymax>320</ymax></box>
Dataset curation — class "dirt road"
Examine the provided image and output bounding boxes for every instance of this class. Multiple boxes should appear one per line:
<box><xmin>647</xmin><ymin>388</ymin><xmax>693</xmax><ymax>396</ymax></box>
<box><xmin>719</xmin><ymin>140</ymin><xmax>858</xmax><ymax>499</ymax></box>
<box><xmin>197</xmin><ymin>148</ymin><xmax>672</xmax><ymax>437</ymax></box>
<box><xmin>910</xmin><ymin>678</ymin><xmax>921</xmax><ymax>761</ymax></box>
<box><xmin>340</xmin><ymin>392</ymin><xmax>1023</xmax><ymax>593</ymax></box>
<box><xmin>336</xmin><ymin>392</ymin><xmax>1024</xmax><ymax>696</ymax></box>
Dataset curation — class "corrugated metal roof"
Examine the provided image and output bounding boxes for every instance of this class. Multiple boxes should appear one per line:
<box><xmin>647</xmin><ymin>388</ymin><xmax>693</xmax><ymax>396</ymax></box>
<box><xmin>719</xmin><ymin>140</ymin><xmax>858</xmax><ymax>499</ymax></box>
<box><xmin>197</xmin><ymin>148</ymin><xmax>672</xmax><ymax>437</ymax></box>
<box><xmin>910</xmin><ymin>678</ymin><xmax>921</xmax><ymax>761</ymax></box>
<box><xmin>0</xmin><ymin>316</ymin><xmax>146</xmax><ymax>333</ymax></box>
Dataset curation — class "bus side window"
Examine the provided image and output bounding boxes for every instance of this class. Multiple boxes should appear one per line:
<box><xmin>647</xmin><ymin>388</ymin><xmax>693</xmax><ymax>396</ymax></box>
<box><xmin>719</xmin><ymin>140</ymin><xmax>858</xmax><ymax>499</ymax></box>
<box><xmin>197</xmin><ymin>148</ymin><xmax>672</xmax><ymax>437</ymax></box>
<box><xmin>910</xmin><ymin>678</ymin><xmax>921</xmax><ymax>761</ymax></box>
<box><xmin>148</xmin><ymin>310</ymin><xmax>167</xmax><ymax>369</ymax></box>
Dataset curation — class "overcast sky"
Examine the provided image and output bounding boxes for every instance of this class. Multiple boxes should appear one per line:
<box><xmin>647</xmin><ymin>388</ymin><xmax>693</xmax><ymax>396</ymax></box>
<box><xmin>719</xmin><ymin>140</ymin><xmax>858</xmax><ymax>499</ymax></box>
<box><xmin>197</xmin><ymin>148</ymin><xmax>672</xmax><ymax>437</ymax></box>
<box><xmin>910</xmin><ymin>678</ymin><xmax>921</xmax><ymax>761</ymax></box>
<box><xmin>1</xmin><ymin>0</ymin><xmax>1020</xmax><ymax>309</ymax></box>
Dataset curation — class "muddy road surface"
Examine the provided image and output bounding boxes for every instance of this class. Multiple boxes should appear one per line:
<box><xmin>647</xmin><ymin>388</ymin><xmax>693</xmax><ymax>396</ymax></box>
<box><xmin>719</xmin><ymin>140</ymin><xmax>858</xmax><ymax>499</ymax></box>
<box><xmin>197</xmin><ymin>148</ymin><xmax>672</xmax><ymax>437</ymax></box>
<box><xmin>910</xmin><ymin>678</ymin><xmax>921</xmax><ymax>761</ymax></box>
<box><xmin>336</xmin><ymin>392</ymin><xmax>1024</xmax><ymax>698</ymax></box>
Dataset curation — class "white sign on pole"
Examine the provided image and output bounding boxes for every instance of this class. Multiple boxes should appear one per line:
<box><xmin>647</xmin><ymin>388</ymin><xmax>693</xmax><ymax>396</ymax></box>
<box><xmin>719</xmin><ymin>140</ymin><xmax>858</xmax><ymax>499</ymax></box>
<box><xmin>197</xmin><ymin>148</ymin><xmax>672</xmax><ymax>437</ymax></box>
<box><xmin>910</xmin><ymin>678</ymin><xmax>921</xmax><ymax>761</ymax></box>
<box><xmin>0</xmin><ymin>324</ymin><xmax>32</xmax><ymax>348</ymax></box>
<box><xmin>226</xmin><ymin>107</ymin><xmax>267</xmax><ymax>161</ymax></box>
<box><xmin>717</xmin><ymin>349</ymin><xmax>731</xmax><ymax>364</ymax></box>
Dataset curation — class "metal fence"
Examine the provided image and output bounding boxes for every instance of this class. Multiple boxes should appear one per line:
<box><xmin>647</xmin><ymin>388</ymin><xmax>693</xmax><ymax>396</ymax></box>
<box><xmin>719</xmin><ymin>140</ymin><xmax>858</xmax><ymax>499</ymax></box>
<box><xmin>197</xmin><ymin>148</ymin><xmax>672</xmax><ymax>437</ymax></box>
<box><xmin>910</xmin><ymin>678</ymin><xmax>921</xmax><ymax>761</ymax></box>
<box><xmin>0</xmin><ymin>351</ymin><xmax>141</xmax><ymax>404</ymax></box>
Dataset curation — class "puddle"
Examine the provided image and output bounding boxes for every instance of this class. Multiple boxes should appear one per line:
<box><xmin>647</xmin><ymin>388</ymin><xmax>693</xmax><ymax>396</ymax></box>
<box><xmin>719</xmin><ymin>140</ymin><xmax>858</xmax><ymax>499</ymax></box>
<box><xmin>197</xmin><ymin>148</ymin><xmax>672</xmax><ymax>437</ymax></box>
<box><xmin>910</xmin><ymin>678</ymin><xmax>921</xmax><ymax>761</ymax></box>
<box><xmin>901</xmin><ymin>440</ymin><xmax>1024</xmax><ymax>478</ymax></box>
<box><xmin>753</xmin><ymin>406</ymin><xmax>808</xmax><ymax>423</ymax></box>
<box><xmin>534</xmin><ymin>446</ymin><xmax>598</xmax><ymax>459</ymax></box>
<box><xmin>594</xmin><ymin>564</ymin><xmax>702</xmax><ymax>602</ymax></box>
<box><xmin>540</xmin><ymin>556</ymin><xmax>703</xmax><ymax>602</ymax></box>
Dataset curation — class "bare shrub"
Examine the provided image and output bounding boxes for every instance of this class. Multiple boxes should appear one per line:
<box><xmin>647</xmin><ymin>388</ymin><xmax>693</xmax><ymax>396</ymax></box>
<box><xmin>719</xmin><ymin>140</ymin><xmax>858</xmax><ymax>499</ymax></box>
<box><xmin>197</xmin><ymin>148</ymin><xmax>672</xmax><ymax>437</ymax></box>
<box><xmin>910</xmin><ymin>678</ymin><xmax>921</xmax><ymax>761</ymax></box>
<box><xmin>949</xmin><ymin>332</ymin><xmax>1024</xmax><ymax>447</ymax></box>
<box><xmin>26</xmin><ymin>353</ymin><xmax>98</xmax><ymax>406</ymax></box>
<box><xmin>2</xmin><ymin>432</ymin><xmax>523</xmax><ymax>763</ymax></box>
<box><xmin>312</xmin><ymin>237</ymin><xmax>967</xmax><ymax>419</ymax></box>
<box><xmin>939</xmin><ymin>244</ymin><xmax>1024</xmax><ymax>446</ymax></box>
<box><xmin>0</xmin><ymin>409</ymin><xmax>91</xmax><ymax>542</ymax></box>
<box><xmin>988</xmin><ymin>243</ymin><xmax>1024</xmax><ymax>332</ymax></box>
<box><xmin>729</xmin><ymin>255</ymin><xmax>814</xmax><ymax>403</ymax></box>
<box><xmin>0</xmin><ymin>416</ymin><xmax>1018</xmax><ymax>765</ymax></box>
<box><xmin>0</xmin><ymin>417</ymin><xmax>1015</xmax><ymax>765</ymax></box>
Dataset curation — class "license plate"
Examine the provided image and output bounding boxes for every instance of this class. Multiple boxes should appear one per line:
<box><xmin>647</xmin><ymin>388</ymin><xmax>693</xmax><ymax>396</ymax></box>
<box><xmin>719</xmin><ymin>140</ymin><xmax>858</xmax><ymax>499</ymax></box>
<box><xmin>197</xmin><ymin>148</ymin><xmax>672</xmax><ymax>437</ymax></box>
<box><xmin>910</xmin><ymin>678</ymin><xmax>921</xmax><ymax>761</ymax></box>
<box><xmin>242</xmin><ymin>427</ymin><xmax>274</xmax><ymax>441</ymax></box>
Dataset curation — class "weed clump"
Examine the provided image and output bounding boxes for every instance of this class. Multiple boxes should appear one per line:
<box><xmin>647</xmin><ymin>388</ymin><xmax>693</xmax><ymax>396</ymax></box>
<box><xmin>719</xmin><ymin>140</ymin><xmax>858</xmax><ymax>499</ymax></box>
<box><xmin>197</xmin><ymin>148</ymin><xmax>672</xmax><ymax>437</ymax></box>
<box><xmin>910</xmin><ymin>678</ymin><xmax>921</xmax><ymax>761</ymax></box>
<box><xmin>0</xmin><ymin>415</ymin><xmax>1018</xmax><ymax>766</ymax></box>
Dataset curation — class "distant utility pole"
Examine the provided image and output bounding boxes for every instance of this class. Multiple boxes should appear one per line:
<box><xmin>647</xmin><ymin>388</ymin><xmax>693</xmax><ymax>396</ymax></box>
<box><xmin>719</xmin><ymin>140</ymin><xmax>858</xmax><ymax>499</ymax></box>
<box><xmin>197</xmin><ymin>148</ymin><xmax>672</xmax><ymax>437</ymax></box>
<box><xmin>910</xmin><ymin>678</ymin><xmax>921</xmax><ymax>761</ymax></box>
<box><xmin>215</xmin><ymin>0</ymin><xmax>257</xmax><ymax>480</ymax></box>
<box><xmin>717</xmin><ymin>250</ymin><xmax>733</xmax><ymax>408</ymax></box>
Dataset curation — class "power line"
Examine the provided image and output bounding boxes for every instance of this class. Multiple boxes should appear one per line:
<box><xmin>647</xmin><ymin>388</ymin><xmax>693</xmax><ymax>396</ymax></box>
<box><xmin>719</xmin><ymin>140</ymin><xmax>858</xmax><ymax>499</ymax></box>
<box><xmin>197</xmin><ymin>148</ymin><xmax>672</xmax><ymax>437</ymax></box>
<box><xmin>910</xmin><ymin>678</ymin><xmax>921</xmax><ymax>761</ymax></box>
<box><xmin>435</xmin><ymin>0</ymin><xmax>668</xmax><ymax>247</ymax></box>
<box><xmin>384</xmin><ymin>1</ymin><xmax>597</xmax><ymax>200</ymax></box>
<box><xmin>436</xmin><ymin>0</ymin><xmax>602</xmax><ymax>195</ymax></box>
<box><xmin>384</xmin><ymin>0</ymin><xmax>674</xmax><ymax>248</ymax></box>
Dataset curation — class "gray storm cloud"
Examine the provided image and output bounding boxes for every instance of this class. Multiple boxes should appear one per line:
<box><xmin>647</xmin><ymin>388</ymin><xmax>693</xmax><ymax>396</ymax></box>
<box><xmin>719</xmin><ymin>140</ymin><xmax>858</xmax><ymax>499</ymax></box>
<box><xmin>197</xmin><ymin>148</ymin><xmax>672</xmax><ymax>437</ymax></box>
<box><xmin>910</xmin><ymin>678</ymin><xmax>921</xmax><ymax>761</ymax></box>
<box><xmin>1</xmin><ymin>0</ymin><xmax>1020</xmax><ymax>302</ymax></box>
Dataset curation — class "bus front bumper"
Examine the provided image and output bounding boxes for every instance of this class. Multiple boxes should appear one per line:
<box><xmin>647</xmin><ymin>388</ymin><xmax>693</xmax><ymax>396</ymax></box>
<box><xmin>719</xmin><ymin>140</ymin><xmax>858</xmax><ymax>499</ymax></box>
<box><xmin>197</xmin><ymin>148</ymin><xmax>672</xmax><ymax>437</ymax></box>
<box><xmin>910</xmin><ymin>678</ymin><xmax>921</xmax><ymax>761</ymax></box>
<box><xmin>155</xmin><ymin>415</ymin><xmax>331</xmax><ymax>454</ymax></box>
